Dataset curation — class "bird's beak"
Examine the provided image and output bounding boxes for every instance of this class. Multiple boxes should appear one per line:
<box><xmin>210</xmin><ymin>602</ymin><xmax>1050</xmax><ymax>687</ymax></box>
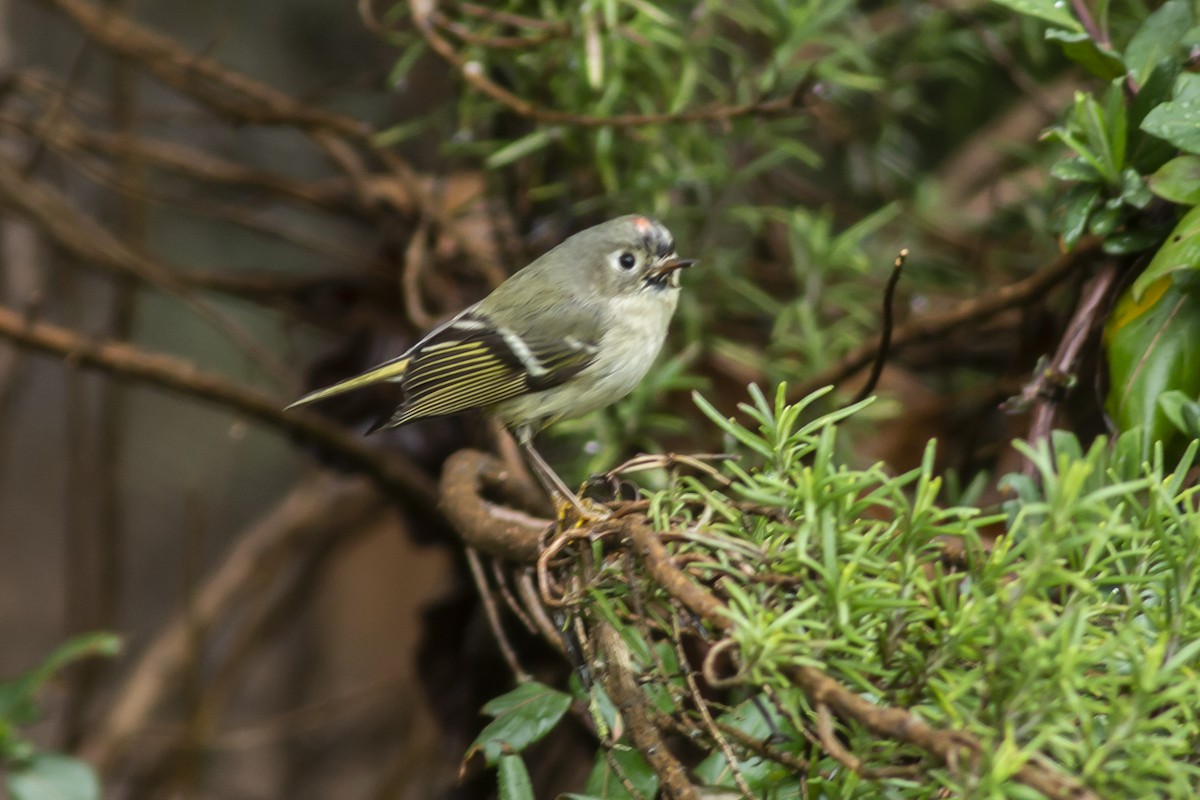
<box><xmin>648</xmin><ymin>256</ymin><xmax>697</xmax><ymax>281</ymax></box>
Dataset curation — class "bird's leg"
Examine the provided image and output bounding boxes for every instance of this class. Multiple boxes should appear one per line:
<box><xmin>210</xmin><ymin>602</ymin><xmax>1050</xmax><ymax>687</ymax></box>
<box><xmin>517</xmin><ymin>436</ymin><xmax>602</xmax><ymax>520</ymax></box>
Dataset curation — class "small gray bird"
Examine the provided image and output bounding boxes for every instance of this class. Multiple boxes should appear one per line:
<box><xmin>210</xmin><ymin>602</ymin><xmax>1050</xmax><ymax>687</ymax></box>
<box><xmin>287</xmin><ymin>214</ymin><xmax>695</xmax><ymax>506</ymax></box>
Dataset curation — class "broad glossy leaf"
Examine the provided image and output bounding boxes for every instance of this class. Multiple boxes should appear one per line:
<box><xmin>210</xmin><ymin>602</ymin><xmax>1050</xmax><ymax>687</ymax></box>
<box><xmin>1060</xmin><ymin>185</ymin><xmax>1101</xmax><ymax>248</ymax></box>
<box><xmin>1141</xmin><ymin>73</ymin><xmax>1200</xmax><ymax>155</ymax></box>
<box><xmin>1105</xmin><ymin>276</ymin><xmax>1200</xmax><ymax>457</ymax></box>
<box><xmin>465</xmin><ymin>682</ymin><xmax>572</xmax><ymax>766</ymax></box>
<box><xmin>497</xmin><ymin>755</ymin><xmax>534</xmax><ymax>800</ymax></box>
<box><xmin>1159</xmin><ymin>390</ymin><xmax>1200</xmax><ymax>438</ymax></box>
<box><xmin>1147</xmin><ymin>156</ymin><xmax>1200</xmax><ymax>205</ymax></box>
<box><xmin>6</xmin><ymin>754</ymin><xmax>99</xmax><ymax>800</ymax></box>
<box><xmin>1120</xmin><ymin>167</ymin><xmax>1154</xmax><ymax>209</ymax></box>
<box><xmin>1129</xmin><ymin>60</ymin><xmax>1184</xmax><ymax>172</ymax></box>
<box><xmin>991</xmin><ymin>0</ymin><xmax>1082</xmax><ymax>32</ymax></box>
<box><xmin>693</xmin><ymin>695</ymin><xmax>806</xmax><ymax>794</ymax></box>
<box><xmin>1102</xmin><ymin>227</ymin><xmax>1168</xmax><ymax>255</ymax></box>
<box><xmin>1065</xmin><ymin>91</ymin><xmax>1121</xmax><ymax>182</ymax></box>
<box><xmin>1123</xmin><ymin>0</ymin><xmax>1195</xmax><ymax>86</ymax></box>
<box><xmin>569</xmin><ymin>746</ymin><xmax>658</xmax><ymax>800</ymax></box>
<box><xmin>1131</xmin><ymin>206</ymin><xmax>1200</xmax><ymax>300</ymax></box>
<box><xmin>1046</xmin><ymin>29</ymin><xmax>1124</xmax><ymax>79</ymax></box>
<box><xmin>1088</xmin><ymin>205</ymin><xmax>1123</xmax><ymax>236</ymax></box>
<box><xmin>1050</xmin><ymin>157</ymin><xmax>1101</xmax><ymax>182</ymax></box>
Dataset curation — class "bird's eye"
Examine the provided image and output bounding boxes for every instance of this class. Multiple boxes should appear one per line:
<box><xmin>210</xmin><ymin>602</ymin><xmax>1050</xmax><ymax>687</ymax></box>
<box><xmin>617</xmin><ymin>252</ymin><xmax>637</xmax><ymax>270</ymax></box>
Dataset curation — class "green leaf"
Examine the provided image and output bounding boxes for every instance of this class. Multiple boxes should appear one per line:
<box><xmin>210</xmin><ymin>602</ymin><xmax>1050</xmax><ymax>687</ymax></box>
<box><xmin>497</xmin><ymin>755</ymin><xmax>535</xmax><ymax>800</ymax></box>
<box><xmin>1120</xmin><ymin>167</ymin><xmax>1154</xmax><ymax>208</ymax></box>
<box><xmin>1050</xmin><ymin>157</ymin><xmax>1101</xmax><ymax>183</ymax></box>
<box><xmin>1058</xmin><ymin>90</ymin><xmax>1122</xmax><ymax>183</ymax></box>
<box><xmin>1102</xmin><ymin>227</ymin><xmax>1168</xmax><ymax>255</ymax></box>
<box><xmin>1123</xmin><ymin>0</ymin><xmax>1195</xmax><ymax>87</ymax></box>
<box><xmin>6</xmin><ymin>754</ymin><xmax>99</xmax><ymax>800</ymax></box>
<box><xmin>1088</xmin><ymin>205</ymin><xmax>1123</xmax><ymax>236</ymax></box>
<box><xmin>465</xmin><ymin>682</ymin><xmax>572</xmax><ymax>766</ymax></box>
<box><xmin>0</xmin><ymin>634</ymin><xmax>121</xmax><ymax>724</ymax></box>
<box><xmin>991</xmin><ymin>0</ymin><xmax>1083</xmax><ymax>33</ymax></box>
<box><xmin>1060</xmin><ymin>185</ymin><xmax>1101</xmax><ymax>248</ymax></box>
<box><xmin>1046</xmin><ymin>29</ymin><xmax>1124</xmax><ymax>79</ymax></box>
<box><xmin>486</xmin><ymin>128</ymin><xmax>561</xmax><ymax>168</ymax></box>
<box><xmin>693</xmin><ymin>696</ymin><xmax>804</xmax><ymax>793</ymax></box>
<box><xmin>1128</xmin><ymin>59</ymin><xmax>1184</xmax><ymax>172</ymax></box>
<box><xmin>571</xmin><ymin>746</ymin><xmax>658</xmax><ymax>799</ymax></box>
<box><xmin>1130</xmin><ymin>59</ymin><xmax>1181</xmax><ymax>132</ymax></box>
<box><xmin>1141</xmin><ymin>73</ymin><xmax>1200</xmax><ymax>155</ymax></box>
<box><xmin>1147</xmin><ymin>156</ymin><xmax>1200</xmax><ymax>204</ymax></box>
<box><xmin>1131</xmin><ymin>205</ymin><xmax>1200</xmax><ymax>299</ymax></box>
<box><xmin>1159</xmin><ymin>390</ymin><xmax>1200</xmax><ymax>438</ymax></box>
<box><xmin>1105</xmin><ymin>276</ymin><xmax>1200</xmax><ymax>457</ymax></box>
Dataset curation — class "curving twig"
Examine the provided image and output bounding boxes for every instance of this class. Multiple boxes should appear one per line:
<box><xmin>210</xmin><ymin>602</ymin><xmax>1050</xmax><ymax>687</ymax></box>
<box><xmin>409</xmin><ymin>0</ymin><xmax>807</xmax><ymax>128</ymax></box>
<box><xmin>789</xmin><ymin>239</ymin><xmax>1102</xmax><ymax>401</ymax></box>
<box><xmin>438</xmin><ymin>449</ymin><xmax>551</xmax><ymax>563</ymax></box>
<box><xmin>0</xmin><ymin>153</ymin><xmax>294</xmax><ymax>387</ymax></box>
<box><xmin>850</xmin><ymin>248</ymin><xmax>907</xmax><ymax>405</ymax></box>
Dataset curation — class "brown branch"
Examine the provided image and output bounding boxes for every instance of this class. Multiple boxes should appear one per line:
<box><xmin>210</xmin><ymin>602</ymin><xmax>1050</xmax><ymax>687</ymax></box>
<box><xmin>34</xmin><ymin>0</ymin><xmax>503</xmax><ymax>285</ymax></box>
<box><xmin>595</xmin><ymin>623</ymin><xmax>701</xmax><ymax>800</ymax></box>
<box><xmin>81</xmin><ymin>472</ymin><xmax>385</xmax><ymax>768</ymax></box>
<box><xmin>0</xmin><ymin>106</ymin><xmax>359</xmax><ymax>214</ymax></box>
<box><xmin>438</xmin><ymin>449</ymin><xmax>551</xmax><ymax>563</ymax></box>
<box><xmin>625</xmin><ymin>520</ymin><xmax>1099</xmax><ymax>800</ymax></box>
<box><xmin>39</xmin><ymin>0</ymin><xmax>368</xmax><ymax>136</ymax></box>
<box><xmin>0</xmin><ymin>304</ymin><xmax>440</xmax><ymax>513</ymax></box>
<box><xmin>0</xmin><ymin>152</ymin><xmax>293</xmax><ymax>386</ymax></box>
<box><xmin>789</xmin><ymin>238</ymin><xmax>1102</xmax><ymax>402</ymax></box>
<box><xmin>1017</xmin><ymin>261</ymin><xmax>1119</xmax><ymax>475</ymax></box>
<box><xmin>465</xmin><ymin>547</ymin><xmax>533</xmax><ymax>682</ymax></box>
<box><xmin>850</xmin><ymin>248</ymin><xmax>907</xmax><ymax>405</ymax></box>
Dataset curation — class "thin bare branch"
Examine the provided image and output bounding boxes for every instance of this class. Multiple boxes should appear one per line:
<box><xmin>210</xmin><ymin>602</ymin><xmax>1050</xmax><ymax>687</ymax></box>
<box><xmin>0</xmin><ymin>152</ymin><xmax>294</xmax><ymax>386</ymax></box>
<box><xmin>409</xmin><ymin>0</ymin><xmax>806</xmax><ymax>128</ymax></box>
<box><xmin>0</xmin><ymin>304</ymin><xmax>440</xmax><ymax>512</ymax></box>
<box><xmin>789</xmin><ymin>239</ymin><xmax>1101</xmax><ymax>402</ymax></box>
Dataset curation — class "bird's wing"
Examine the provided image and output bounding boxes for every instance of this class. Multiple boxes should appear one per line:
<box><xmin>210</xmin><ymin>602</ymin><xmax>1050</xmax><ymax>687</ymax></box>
<box><xmin>382</xmin><ymin>308</ymin><xmax>602</xmax><ymax>428</ymax></box>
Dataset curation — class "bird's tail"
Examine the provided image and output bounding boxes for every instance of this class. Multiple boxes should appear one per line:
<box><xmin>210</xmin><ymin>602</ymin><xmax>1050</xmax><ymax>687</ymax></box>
<box><xmin>285</xmin><ymin>356</ymin><xmax>411</xmax><ymax>409</ymax></box>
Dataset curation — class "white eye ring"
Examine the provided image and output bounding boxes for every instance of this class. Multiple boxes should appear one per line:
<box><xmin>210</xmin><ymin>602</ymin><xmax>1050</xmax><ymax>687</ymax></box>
<box><xmin>615</xmin><ymin>251</ymin><xmax>637</xmax><ymax>270</ymax></box>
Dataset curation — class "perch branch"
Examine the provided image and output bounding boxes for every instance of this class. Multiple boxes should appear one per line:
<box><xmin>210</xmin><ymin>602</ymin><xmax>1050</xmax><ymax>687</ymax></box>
<box><xmin>438</xmin><ymin>449</ymin><xmax>551</xmax><ymax>563</ymax></box>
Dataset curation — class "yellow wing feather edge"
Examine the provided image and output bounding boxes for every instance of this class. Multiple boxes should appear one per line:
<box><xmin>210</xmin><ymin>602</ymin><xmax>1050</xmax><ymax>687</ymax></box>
<box><xmin>284</xmin><ymin>356</ymin><xmax>411</xmax><ymax>410</ymax></box>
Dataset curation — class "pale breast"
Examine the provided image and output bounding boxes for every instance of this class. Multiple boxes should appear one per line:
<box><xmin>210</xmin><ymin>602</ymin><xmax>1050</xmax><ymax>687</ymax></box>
<box><xmin>495</xmin><ymin>287</ymin><xmax>680</xmax><ymax>430</ymax></box>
